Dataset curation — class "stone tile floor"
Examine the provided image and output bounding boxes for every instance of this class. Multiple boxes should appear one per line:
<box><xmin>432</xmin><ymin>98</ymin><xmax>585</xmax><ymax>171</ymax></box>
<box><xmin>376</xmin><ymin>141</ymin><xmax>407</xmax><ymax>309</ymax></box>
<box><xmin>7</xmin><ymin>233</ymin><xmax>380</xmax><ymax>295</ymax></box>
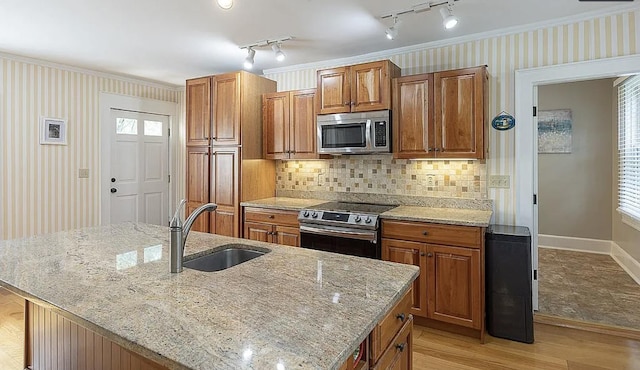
<box><xmin>538</xmin><ymin>248</ymin><xmax>640</xmax><ymax>330</ymax></box>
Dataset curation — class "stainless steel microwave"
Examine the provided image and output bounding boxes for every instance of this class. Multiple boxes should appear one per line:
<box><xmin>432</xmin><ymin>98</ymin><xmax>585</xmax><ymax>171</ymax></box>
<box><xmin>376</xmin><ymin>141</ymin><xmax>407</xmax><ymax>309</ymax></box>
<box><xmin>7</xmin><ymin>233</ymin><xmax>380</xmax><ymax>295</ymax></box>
<box><xmin>317</xmin><ymin>110</ymin><xmax>391</xmax><ymax>154</ymax></box>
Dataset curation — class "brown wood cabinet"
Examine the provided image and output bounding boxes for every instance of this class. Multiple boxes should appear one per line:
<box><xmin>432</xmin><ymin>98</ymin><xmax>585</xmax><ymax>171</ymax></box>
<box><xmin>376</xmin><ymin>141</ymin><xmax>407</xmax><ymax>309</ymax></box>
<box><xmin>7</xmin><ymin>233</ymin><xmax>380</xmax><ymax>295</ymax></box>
<box><xmin>382</xmin><ymin>219</ymin><xmax>485</xmax><ymax>340</ymax></box>
<box><xmin>263</xmin><ymin>89</ymin><xmax>319</xmax><ymax>160</ymax></box>
<box><xmin>371</xmin><ymin>318</ymin><xmax>413</xmax><ymax>370</ymax></box>
<box><xmin>243</xmin><ymin>207</ymin><xmax>300</xmax><ymax>247</ymax></box>
<box><xmin>393</xmin><ymin>65</ymin><xmax>487</xmax><ymax>159</ymax></box>
<box><xmin>317</xmin><ymin>60</ymin><xmax>400</xmax><ymax>115</ymax></box>
<box><xmin>185</xmin><ymin>71</ymin><xmax>277</xmax><ymax>237</ymax></box>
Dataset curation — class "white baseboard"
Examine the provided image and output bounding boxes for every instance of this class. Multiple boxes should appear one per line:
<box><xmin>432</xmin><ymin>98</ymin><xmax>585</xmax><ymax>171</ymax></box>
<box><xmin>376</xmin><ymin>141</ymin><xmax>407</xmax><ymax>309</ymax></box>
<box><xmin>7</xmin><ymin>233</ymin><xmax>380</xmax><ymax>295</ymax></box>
<box><xmin>538</xmin><ymin>234</ymin><xmax>611</xmax><ymax>254</ymax></box>
<box><xmin>611</xmin><ymin>242</ymin><xmax>640</xmax><ymax>286</ymax></box>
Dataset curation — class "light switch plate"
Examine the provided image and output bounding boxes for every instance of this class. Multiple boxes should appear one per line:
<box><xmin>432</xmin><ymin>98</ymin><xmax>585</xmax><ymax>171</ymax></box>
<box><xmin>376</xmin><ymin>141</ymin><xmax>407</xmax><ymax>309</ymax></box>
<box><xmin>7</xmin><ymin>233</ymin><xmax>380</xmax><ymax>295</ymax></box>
<box><xmin>489</xmin><ymin>175</ymin><xmax>510</xmax><ymax>188</ymax></box>
<box><xmin>78</xmin><ymin>168</ymin><xmax>89</xmax><ymax>178</ymax></box>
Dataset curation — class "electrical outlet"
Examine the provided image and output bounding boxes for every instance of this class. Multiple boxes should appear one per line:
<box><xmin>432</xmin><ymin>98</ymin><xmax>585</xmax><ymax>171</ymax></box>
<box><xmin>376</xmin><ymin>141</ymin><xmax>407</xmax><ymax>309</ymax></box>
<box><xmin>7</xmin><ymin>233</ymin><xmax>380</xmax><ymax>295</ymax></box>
<box><xmin>489</xmin><ymin>175</ymin><xmax>510</xmax><ymax>189</ymax></box>
<box><xmin>78</xmin><ymin>168</ymin><xmax>89</xmax><ymax>178</ymax></box>
<box><xmin>426</xmin><ymin>174</ymin><xmax>436</xmax><ymax>187</ymax></box>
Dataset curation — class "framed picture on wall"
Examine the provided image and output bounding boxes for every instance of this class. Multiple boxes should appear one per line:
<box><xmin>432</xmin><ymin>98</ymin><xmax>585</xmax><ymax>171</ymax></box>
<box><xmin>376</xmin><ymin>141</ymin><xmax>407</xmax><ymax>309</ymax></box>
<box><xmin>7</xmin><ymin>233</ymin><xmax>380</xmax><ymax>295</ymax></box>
<box><xmin>40</xmin><ymin>117</ymin><xmax>67</xmax><ymax>145</ymax></box>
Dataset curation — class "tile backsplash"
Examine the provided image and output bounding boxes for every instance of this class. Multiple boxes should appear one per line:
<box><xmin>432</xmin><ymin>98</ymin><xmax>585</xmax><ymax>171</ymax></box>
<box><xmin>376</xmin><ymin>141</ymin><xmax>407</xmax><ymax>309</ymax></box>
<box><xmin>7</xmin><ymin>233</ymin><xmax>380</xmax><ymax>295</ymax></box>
<box><xmin>276</xmin><ymin>155</ymin><xmax>487</xmax><ymax>199</ymax></box>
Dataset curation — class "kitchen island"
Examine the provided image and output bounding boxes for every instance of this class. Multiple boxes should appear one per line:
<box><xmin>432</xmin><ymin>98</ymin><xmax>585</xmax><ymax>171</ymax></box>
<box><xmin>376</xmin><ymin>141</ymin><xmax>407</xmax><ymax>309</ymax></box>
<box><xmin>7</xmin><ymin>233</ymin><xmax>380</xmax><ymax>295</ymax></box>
<box><xmin>0</xmin><ymin>223</ymin><xmax>418</xmax><ymax>370</ymax></box>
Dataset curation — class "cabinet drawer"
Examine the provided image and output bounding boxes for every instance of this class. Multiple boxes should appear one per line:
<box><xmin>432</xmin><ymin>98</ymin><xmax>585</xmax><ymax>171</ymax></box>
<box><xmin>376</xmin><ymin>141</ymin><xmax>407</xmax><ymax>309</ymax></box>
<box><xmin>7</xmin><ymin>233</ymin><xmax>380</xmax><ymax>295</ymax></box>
<box><xmin>370</xmin><ymin>288</ymin><xmax>412</xmax><ymax>364</ymax></box>
<box><xmin>244</xmin><ymin>208</ymin><xmax>299</xmax><ymax>227</ymax></box>
<box><xmin>382</xmin><ymin>220</ymin><xmax>481</xmax><ymax>248</ymax></box>
<box><xmin>371</xmin><ymin>316</ymin><xmax>413</xmax><ymax>370</ymax></box>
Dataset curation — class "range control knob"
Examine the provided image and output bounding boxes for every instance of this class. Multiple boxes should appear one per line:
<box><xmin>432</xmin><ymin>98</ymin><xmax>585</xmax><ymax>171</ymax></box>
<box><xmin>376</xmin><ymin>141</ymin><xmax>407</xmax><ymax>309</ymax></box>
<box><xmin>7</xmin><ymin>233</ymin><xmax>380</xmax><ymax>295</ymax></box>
<box><xmin>365</xmin><ymin>216</ymin><xmax>372</xmax><ymax>224</ymax></box>
<box><xmin>354</xmin><ymin>215</ymin><xmax>362</xmax><ymax>222</ymax></box>
<box><xmin>303</xmin><ymin>210</ymin><xmax>310</xmax><ymax>217</ymax></box>
<box><xmin>311</xmin><ymin>212</ymin><xmax>318</xmax><ymax>219</ymax></box>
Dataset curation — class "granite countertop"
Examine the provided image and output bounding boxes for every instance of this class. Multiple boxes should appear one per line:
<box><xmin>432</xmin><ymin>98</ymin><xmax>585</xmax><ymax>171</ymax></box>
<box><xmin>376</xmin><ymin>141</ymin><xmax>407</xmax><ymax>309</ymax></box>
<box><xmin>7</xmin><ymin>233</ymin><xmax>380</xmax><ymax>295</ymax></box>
<box><xmin>243</xmin><ymin>196</ymin><xmax>492</xmax><ymax>227</ymax></box>
<box><xmin>380</xmin><ymin>206</ymin><xmax>492</xmax><ymax>227</ymax></box>
<box><xmin>241</xmin><ymin>197</ymin><xmax>327</xmax><ymax>211</ymax></box>
<box><xmin>0</xmin><ymin>223</ymin><xmax>418</xmax><ymax>370</ymax></box>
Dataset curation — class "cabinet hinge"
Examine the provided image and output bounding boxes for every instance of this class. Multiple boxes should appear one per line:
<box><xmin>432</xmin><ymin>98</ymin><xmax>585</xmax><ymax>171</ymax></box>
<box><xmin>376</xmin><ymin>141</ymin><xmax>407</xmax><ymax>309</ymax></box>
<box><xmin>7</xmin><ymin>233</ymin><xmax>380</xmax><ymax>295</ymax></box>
<box><xmin>533</xmin><ymin>194</ymin><xmax>537</xmax><ymax>205</ymax></box>
<box><xmin>168</xmin><ymin>175</ymin><xmax>171</xmax><ymax>183</ymax></box>
<box><xmin>168</xmin><ymin>127</ymin><xmax>171</xmax><ymax>136</ymax></box>
<box><xmin>533</xmin><ymin>269</ymin><xmax>538</xmax><ymax>280</ymax></box>
<box><xmin>533</xmin><ymin>106</ymin><xmax>537</xmax><ymax>117</ymax></box>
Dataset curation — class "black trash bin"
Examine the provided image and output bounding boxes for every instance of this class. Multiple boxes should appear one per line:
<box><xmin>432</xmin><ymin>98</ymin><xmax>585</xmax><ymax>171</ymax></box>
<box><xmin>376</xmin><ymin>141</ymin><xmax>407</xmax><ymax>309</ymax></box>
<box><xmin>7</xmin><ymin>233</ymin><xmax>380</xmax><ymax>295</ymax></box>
<box><xmin>485</xmin><ymin>225</ymin><xmax>534</xmax><ymax>343</ymax></box>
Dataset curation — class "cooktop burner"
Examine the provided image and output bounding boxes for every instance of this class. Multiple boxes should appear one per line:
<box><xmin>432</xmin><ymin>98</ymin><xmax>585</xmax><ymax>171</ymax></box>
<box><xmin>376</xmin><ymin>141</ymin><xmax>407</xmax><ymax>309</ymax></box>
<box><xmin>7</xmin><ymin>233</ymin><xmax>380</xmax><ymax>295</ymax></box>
<box><xmin>309</xmin><ymin>202</ymin><xmax>396</xmax><ymax>214</ymax></box>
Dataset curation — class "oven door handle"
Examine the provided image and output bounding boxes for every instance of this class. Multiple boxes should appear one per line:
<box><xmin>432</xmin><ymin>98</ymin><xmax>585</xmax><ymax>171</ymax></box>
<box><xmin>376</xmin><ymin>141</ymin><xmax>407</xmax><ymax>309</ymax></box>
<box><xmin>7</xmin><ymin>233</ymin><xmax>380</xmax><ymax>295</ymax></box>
<box><xmin>299</xmin><ymin>225</ymin><xmax>377</xmax><ymax>243</ymax></box>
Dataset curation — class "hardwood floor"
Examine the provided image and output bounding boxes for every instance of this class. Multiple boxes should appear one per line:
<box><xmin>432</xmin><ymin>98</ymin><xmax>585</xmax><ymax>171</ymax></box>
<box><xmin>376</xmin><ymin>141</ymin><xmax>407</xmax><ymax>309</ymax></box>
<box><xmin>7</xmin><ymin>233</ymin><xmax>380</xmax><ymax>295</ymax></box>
<box><xmin>413</xmin><ymin>323</ymin><xmax>640</xmax><ymax>369</ymax></box>
<box><xmin>0</xmin><ymin>287</ymin><xmax>23</xmax><ymax>370</ymax></box>
<box><xmin>2</xmin><ymin>286</ymin><xmax>640</xmax><ymax>370</ymax></box>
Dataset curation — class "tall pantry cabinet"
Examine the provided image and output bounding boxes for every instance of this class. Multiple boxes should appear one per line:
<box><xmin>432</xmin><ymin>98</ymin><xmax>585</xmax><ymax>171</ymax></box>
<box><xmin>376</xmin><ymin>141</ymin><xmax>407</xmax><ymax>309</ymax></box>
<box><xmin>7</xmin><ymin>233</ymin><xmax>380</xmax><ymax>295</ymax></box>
<box><xmin>185</xmin><ymin>71</ymin><xmax>277</xmax><ymax>237</ymax></box>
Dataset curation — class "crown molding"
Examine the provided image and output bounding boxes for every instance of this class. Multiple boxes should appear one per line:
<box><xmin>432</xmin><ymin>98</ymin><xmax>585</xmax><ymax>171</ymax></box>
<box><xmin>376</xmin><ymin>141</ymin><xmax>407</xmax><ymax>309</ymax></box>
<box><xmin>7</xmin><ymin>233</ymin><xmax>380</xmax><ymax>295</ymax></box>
<box><xmin>264</xmin><ymin>3</ymin><xmax>639</xmax><ymax>75</ymax></box>
<box><xmin>0</xmin><ymin>51</ymin><xmax>184</xmax><ymax>91</ymax></box>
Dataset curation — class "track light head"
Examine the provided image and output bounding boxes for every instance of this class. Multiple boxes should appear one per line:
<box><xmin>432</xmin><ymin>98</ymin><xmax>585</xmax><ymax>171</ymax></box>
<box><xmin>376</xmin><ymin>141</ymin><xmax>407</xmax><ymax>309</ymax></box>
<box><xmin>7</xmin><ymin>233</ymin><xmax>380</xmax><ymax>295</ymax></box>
<box><xmin>440</xmin><ymin>4</ymin><xmax>458</xmax><ymax>30</ymax></box>
<box><xmin>385</xmin><ymin>16</ymin><xmax>400</xmax><ymax>40</ymax></box>
<box><xmin>243</xmin><ymin>48</ymin><xmax>255</xmax><ymax>69</ymax></box>
<box><xmin>272</xmin><ymin>43</ymin><xmax>285</xmax><ymax>62</ymax></box>
<box><xmin>217</xmin><ymin>0</ymin><xmax>233</xmax><ymax>10</ymax></box>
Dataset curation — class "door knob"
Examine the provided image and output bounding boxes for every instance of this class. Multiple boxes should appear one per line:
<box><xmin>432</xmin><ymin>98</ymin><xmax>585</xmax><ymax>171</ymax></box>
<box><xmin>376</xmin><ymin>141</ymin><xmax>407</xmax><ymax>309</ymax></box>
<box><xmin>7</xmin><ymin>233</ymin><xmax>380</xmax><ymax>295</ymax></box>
<box><xmin>110</xmin><ymin>188</ymin><xmax>117</xmax><ymax>193</ymax></box>
<box><xmin>111</xmin><ymin>178</ymin><xmax>116</xmax><ymax>183</ymax></box>
<box><xmin>427</xmin><ymin>253</ymin><xmax>433</xmax><ymax>257</ymax></box>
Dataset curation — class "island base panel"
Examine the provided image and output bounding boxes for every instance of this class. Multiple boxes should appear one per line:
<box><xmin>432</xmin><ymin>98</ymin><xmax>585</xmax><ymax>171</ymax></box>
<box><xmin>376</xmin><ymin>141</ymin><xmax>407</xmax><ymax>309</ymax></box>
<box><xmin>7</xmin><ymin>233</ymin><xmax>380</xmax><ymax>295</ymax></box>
<box><xmin>25</xmin><ymin>300</ymin><xmax>167</xmax><ymax>370</ymax></box>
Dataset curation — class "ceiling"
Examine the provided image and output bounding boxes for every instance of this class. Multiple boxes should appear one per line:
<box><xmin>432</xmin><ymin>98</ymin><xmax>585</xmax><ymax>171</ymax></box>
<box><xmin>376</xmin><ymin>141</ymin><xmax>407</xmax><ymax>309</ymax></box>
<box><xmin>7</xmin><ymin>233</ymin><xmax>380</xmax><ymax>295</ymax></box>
<box><xmin>0</xmin><ymin>0</ymin><xmax>635</xmax><ymax>86</ymax></box>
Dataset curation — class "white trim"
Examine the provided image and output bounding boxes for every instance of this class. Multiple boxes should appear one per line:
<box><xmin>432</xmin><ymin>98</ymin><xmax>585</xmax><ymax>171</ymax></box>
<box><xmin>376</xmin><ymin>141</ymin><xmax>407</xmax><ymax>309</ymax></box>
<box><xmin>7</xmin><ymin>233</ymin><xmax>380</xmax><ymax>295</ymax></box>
<box><xmin>99</xmin><ymin>93</ymin><xmax>179</xmax><ymax>226</ymax></box>
<box><xmin>538</xmin><ymin>234</ymin><xmax>611</xmax><ymax>254</ymax></box>
<box><xmin>611</xmin><ymin>242</ymin><xmax>640</xmax><ymax>286</ymax></box>
<box><xmin>0</xmin><ymin>58</ymin><xmax>3</xmax><ymax>240</ymax></box>
<box><xmin>0</xmin><ymin>51</ymin><xmax>184</xmax><ymax>90</ymax></box>
<box><xmin>264</xmin><ymin>4</ymin><xmax>639</xmax><ymax>75</ymax></box>
<box><xmin>618</xmin><ymin>208</ymin><xmax>640</xmax><ymax>232</ymax></box>
<box><xmin>514</xmin><ymin>54</ymin><xmax>640</xmax><ymax>311</ymax></box>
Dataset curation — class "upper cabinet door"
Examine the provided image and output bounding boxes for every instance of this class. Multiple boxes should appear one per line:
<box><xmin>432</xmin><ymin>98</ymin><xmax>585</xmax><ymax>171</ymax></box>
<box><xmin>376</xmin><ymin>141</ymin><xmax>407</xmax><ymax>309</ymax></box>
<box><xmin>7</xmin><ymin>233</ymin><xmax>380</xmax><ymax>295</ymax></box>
<box><xmin>212</xmin><ymin>72</ymin><xmax>241</xmax><ymax>146</ymax></box>
<box><xmin>263</xmin><ymin>92</ymin><xmax>290</xmax><ymax>160</ymax></box>
<box><xmin>317</xmin><ymin>67</ymin><xmax>351</xmax><ymax>114</ymax></box>
<box><xmin>393</xmin><ymin>74</ymin><xmax>434</xmax><ymax>159</ymax></box>
<box><xmin>434</xmin><ymin>66</ymin><xmax>486</xmax><ymax>159</ymax></box>
<box><xmin>290</xmin><ymin>89</ymin><xmax>317</xmax><ymax>159</ymax></box>
<box><xmin>186</xmin><ymin>77</ymin><xmax>211</xmax><ymax>146</ymax></box>
<box><xmin>350</xmin><ymin>61</ymin><xmax>393</xmax><ymax>112</ymax></box>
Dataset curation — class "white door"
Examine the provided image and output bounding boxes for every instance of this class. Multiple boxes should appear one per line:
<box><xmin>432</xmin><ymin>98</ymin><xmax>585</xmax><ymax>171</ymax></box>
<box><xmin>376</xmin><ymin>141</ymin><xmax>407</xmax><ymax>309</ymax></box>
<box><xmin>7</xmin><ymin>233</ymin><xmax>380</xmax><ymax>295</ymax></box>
<box><xmin>110</xmin><ymin>109</ymin><xmax>169</xmax><ymax>225</ymax></box>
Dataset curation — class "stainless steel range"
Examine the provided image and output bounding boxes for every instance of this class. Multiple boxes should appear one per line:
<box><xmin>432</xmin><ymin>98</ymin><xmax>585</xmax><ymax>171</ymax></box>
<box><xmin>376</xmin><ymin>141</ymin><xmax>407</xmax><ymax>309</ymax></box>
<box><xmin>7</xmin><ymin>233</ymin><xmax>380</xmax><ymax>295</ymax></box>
<box><xmin>298</xmin><ymin>202</ymin><xmax>396</xmax><ymax>259</ymax></box>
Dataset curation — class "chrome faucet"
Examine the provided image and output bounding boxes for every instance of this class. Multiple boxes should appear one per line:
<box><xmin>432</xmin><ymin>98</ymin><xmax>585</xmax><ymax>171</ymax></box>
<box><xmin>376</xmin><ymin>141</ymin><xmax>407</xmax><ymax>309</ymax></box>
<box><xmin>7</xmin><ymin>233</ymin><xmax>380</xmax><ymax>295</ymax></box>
<box><xmin>170</xmin><ymin>199</ymin><xmax>217</xmax><ymax>273</ymax></box>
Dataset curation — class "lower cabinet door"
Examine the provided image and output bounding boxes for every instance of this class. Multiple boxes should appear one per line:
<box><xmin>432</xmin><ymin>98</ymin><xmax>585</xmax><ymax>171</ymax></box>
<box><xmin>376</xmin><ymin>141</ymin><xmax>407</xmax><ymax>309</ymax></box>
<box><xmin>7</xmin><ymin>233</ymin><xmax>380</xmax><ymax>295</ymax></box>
<box><xmin>427</xmin><ymin>244</ymin><xmax>481</xmax><ymax>329</ymax></box>
<box><xmin>211</xmin><ymin>209</ymin><xmax>238</xmax><ymax>237</ymax></box>
<box><xmin>275</xmin><ymin>225</ymin><xmax>301</xmax><ymax>247</ymax></box>
<box><xmin>382</xmin><ymin>239</ymin><xmax>428</xmax><ymax>318</ymax></box>
<box><xmin>371</xmin><ymin>317</ymin><xmax>413</xmax><ymax>370</ymax></box>
<box><xmin>244</xmin><ymin>221</ymin><xmax>272</xmax><ymax>242</ymax></box>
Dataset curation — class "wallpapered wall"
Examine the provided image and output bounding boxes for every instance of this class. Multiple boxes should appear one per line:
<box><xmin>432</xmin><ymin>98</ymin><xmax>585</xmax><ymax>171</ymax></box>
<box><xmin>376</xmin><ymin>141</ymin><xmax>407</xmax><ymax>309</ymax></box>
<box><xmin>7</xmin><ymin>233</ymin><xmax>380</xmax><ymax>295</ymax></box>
<box><xmin>265</xmin><ymin>9</ymin><xmax>639</xmax><ymax>225</ymax></box>
<box><xmin>0</xmin><ymin>57</ymin><xmax>183</xmax><ymax>239</ymax></box>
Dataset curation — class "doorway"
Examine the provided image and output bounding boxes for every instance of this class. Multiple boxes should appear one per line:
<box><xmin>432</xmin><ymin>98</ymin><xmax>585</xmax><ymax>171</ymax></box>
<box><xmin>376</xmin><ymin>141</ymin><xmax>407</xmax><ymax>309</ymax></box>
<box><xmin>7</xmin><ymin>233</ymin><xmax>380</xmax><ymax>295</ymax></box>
<box><xmin>515</xmin><ymin>54</ymin><xmax>640</xmax><ymax>312</ymax></box>
<box><xmin>109</xmin><ymin>109</ymin><xmax>169</xmax><ymax>225</ymax></box>
<box><xmin>99</xmin><ymin>93</ymin><xmax>179</xmax><ymax>226</ymax></box>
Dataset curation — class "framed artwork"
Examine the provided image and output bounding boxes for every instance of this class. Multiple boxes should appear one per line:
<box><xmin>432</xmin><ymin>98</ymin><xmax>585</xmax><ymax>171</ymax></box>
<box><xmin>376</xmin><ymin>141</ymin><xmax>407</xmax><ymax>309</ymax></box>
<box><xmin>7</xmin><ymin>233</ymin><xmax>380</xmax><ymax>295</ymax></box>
<box><xmin>538</xmin><ymin>109</ymin><xmax>572</xmax><ymax>153</ymax></box>
<box><xmin>40</xmin><ymin>117</ymin><xmax>67</xmax><ymax>145</ymax></box>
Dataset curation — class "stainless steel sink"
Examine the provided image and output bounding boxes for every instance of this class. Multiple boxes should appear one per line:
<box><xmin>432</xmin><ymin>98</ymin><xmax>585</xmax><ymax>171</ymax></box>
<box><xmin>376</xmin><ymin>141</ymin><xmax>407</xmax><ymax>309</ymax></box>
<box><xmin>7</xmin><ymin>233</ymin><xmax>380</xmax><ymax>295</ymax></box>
<box><xmin>183</xmin><ymin>245</ymin><xmax>269</xmax><ymax>272</ymax></box>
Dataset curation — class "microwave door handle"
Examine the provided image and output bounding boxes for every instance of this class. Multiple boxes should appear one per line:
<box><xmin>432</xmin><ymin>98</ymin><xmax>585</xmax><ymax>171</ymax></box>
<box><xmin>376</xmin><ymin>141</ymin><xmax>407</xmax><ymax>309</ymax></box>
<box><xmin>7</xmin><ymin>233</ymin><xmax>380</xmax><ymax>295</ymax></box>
<box><xmin>365</xmin><ymin>119</ymin><xmax>373</xmax><ymax>150</ymax></box>
<box><xmin>300</xmin><ymin>225</ymin><xmax>377</xmax><ymax>242</ymax></box>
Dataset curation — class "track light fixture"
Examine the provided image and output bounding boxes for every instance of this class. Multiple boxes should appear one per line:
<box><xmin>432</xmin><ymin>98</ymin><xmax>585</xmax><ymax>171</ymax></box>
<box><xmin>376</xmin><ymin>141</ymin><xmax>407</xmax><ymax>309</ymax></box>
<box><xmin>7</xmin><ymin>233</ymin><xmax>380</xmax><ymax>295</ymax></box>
<box><xmin>272</xmin><ymin>43</ymin><xmax>286</xmax><ymax>62</ymax></box>
<box><xmin>243</xmin><ymin>47</ymin><xmax>255</xmax><ymax>69</ymax></box>
<box><xmin>380</xmin><ymin>0</ymin><xmax>460</xmax><ymax>38</ymax></box>
<box><xmin>440</xmin><ymin>1</ymin><xmax>458</xmax><ymax>30</ymax></box>
<box><xmin>385</xmin><ymin>16</ymin><xmax>400</xmax><ymax>40</ymax></box>
<box><xmin>239</xmin><ymin>36</ymin><xmax>292</xmax><ymax>69</ymax></box>
<box><xmin>217</xmin><ymin>0</ymin><xmax>233</xmax><ymax>10</ymax></box>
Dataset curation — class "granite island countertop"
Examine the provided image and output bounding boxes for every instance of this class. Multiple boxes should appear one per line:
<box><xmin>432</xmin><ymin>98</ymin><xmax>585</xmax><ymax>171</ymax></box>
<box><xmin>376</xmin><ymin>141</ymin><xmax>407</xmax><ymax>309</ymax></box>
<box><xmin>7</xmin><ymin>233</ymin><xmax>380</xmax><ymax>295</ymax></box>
<box><xmin>0</xmin><ymin>223</ymin><xmax>418</xmax><ymax>370</ymax></box>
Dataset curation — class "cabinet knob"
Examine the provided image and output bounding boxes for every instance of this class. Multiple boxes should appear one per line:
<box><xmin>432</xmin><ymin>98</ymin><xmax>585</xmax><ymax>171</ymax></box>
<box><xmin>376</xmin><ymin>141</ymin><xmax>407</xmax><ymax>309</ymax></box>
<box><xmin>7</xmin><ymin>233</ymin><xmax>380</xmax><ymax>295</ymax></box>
<box><xmin>292</xmin><ymin>150</ymin><xmax>296</xmax><ymax>154</ymax></box>
<box><xmin>350</xmin><ymin>102</ymin><xmax>355</xmax><ymax>106</ymax></box>
<box><xmin>211</xmin><ymin>137</ymin><xmax>217</xmax><ymax>140</ymax></box>
<box><xmin>427</xmin><ymin>253</ymin><xmax>433</xmax><ymax>257</ymax></box>
<box><xmin>396</xmin><ymin>343</ymin><xmax>406</xmax><ymax>352</ymax></box>
<box><xmin>420</xmin><ymin>252</ymin><xmax>426</xmax><ymax>256</ymax></box>
<box><xmin>434</xmin><ymin>148</ymin><xmax>441</xmax><ymax>152</ymax></box>
<box><xmin>110</xmin><ymin>188</ymin><xmax>117</xmax><ymax>193</ymax></box>
<box><xmin>427</xmin><ymin>148</ymin><xmax>434</xmax><ymax>152</ymax></box>
<box><xmin>396</xmin><ymin>313</ymin><xmax>406</xmax><ymax>322</ymax></box>
<box><xmin>268</xmin><ymin>215</ymin><xmax>275</xmax><ymax>219</ymax></box>
<box><xmin>422</xmin><ymin>231</ymin><xmax>429</xmax><ymax>236</ymax></box>
<box><xmin>344</xmin><ymin>102</ymin><xmax>351</xmax><ymax>106</ymax></box>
